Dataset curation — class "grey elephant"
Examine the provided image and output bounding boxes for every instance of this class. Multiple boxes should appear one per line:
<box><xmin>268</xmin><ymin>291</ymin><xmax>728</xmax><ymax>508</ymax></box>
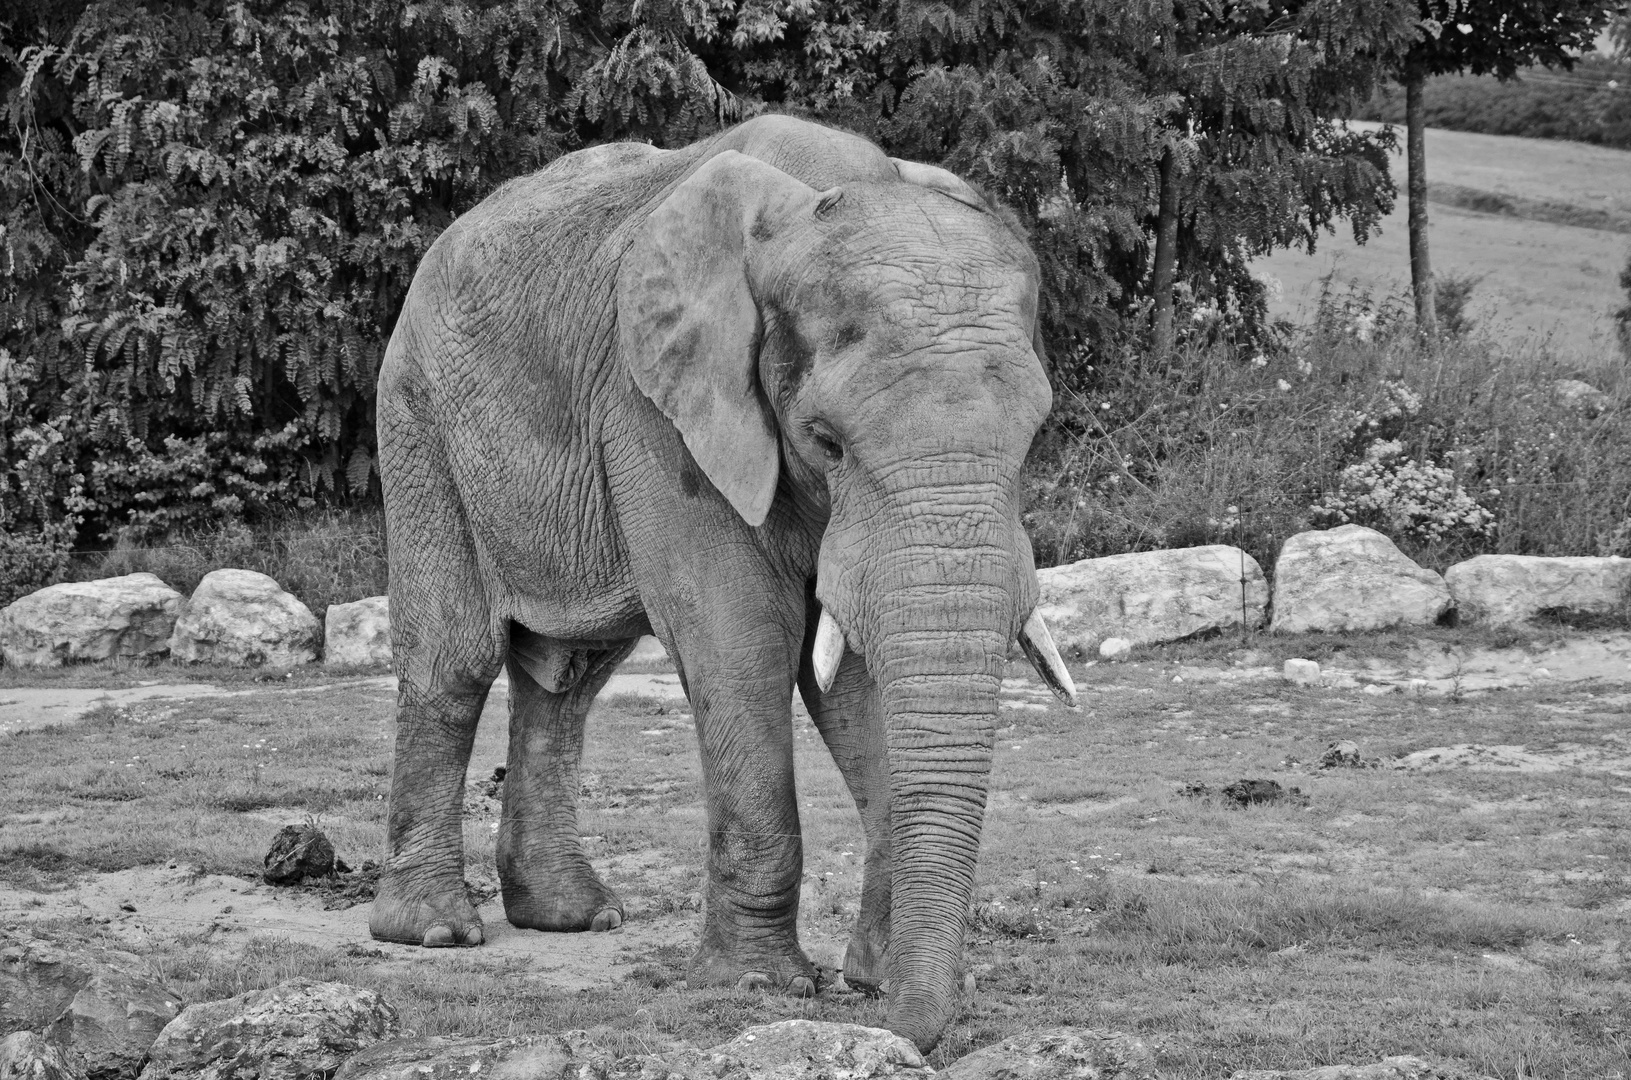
<box><xmin>371</xmin><ymin>113</ymin><xmax>1077</xmax><ymax>1051</ymax></box>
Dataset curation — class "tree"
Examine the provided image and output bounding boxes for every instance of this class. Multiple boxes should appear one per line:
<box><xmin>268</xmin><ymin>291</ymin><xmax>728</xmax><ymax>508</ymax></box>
<box><xmin>1387</xmin><ymin>1</ymin><xmax>1609</xmax><ymax>336</ymax></box>
<box><xmin>3</xmin><ymin>0</ymin><xmax>1403</xmax><ymax>553</ymax></box>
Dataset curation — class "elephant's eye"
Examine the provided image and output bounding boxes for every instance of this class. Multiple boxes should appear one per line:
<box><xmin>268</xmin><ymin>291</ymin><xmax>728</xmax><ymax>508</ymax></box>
<box><xmin>806</xmin><ymin>423</ymin><xmax>843</xmax><ymax>463</ymax></box>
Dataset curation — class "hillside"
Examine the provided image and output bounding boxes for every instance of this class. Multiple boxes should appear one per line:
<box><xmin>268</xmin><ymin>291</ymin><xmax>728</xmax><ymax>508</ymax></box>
<box><xmin>1255</xmin><ymin>123</ymin><xmax>1631</xmax><ymax>365</ymax></box>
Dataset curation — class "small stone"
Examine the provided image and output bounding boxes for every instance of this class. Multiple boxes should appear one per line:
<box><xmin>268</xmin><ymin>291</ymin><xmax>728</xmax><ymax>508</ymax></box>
<box><xmin>1317</xmin><ymin>741</ymin><xmax>1373</xmax><ymax>770</ymax></box>
<box><xmin>939</xmin><ymin>1028</ymin><xmax>1159</xmax><ymax>1080</ymax></box>
<box><xmin>1282</xmin><ymin>658</ymin><xmax>1321</xmax><ymax>685</ymax></box>
<box><xmin>1362</xmin><ymin>684</ymin><xmax>1389</xmax><ymax>696</ymax></box>
<box><xmin>1098</xmin><ymin>637</ymin><xmax>1132</xmax><ymax>660</ymax></box>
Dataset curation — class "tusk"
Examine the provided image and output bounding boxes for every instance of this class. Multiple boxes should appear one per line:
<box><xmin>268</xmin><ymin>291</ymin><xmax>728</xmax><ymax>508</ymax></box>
<box><xmin>812</xmin><ymin>607</ymin><xmax>845</xmax><ymax>692</ymax></box>
<box><xmin>1018</xmin><ymin>609</ymin><xmax>1078</xmax><ymax>709</ymax></box>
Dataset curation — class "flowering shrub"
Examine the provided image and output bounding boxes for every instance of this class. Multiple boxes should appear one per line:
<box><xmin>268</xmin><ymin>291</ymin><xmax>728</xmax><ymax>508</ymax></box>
<box><xmin>1312</xmin><ymin>438</ymin><xmax>1495</xmax><ymax>544</ymax></box>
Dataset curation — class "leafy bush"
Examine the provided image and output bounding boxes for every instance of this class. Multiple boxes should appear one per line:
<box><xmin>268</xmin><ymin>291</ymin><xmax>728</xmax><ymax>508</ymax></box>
<box><xmin>1024</xmin><ymin>282</ymin><xmax>1631</xmax><ymax>574</ymax></box>
<box><xmin>3</xmin><ymin>0</ymin><xmax>1402</xmax><ymax>559</ymax></box>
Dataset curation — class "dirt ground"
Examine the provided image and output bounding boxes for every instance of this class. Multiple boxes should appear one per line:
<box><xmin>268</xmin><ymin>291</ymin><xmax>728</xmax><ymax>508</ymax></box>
<box><xmin>2</xmin><ymin>629</ymin><xmax>1628</xmax><ymax>1077</ymax></box>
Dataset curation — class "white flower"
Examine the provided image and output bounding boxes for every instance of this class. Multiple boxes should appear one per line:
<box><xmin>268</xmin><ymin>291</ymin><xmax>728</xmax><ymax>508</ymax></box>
<box><xmin>1250</xmin><ymin>355</ymin><xmax>1268</xmax><ymax>368</ymax></box>
<box><xmin>1277</xmin><ymin>379</ymin><xmax>1292</xmax><ymax>392</ymax></box>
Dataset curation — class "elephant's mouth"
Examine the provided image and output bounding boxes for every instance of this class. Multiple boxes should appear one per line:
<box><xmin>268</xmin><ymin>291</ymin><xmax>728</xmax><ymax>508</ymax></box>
<box><xmin>809</xmin><ymin>603</ymin><xmax>1077</xmax><ymax>707</ymax></box>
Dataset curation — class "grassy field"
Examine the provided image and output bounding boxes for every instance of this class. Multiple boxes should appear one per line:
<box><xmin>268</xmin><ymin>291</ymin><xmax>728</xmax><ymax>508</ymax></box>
<box><xmin>2</xmin><ymin>639</ymin><xmax>1629</xmax><ymax>1079</ymax></box>
<box><xmin>1255</xmin><ymin>123</ymin><xmax>1631</xmax><ymax>366</ymax></box>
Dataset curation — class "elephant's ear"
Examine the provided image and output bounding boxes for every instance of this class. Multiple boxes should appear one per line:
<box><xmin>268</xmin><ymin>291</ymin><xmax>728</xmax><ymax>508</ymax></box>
<box><xmin>618</xmin><ymin>151</ymin><xmax>818</xmax><ymax>528</ymax></box>
<box><xmin>890</xmin><ymin>157</ymin><xmax>990</xmax><ymax>213</ymax></box>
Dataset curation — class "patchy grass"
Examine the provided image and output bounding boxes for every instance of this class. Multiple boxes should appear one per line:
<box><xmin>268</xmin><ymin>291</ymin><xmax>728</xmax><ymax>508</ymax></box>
<box><xmin>3</xmin><ymin>638</ymin><xmax>1629</xmax><ymax>1079</ymax></box>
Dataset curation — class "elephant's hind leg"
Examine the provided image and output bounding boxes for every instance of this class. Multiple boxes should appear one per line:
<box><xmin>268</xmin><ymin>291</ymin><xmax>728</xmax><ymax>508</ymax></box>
<box><xmin>499</xmin><ymin>631</ymin><xmax>637</xmax><ymax>931</ymax></box>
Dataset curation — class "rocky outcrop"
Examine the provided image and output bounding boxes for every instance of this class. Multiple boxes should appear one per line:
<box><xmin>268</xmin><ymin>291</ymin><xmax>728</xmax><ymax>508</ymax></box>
<box><xmin>1229</xmin><ymin>1056</ymin><xmax>1492</xmax><ymax>1079</ymax></box>
<box><xmin>0</xmin><ymin>1032</ymin><xmax>88</xmax><ymax>1080</ymax></box>
<box><xmin>938</xmin><ymin>1028</ymin><xmax>1158</xmax><ymax>1080</ymax></box>
<box><xmin>1</xmin><ymin>933</ymin><xmax>183</xmax><ymax>1080</ymax></box>
<box><xmin>167</xmin><ymin>570</ymin><xmax>320</xmax><ymax>668</ymax></box>
<box><xmin>1272</xmin><ymin>526</ymin><xmax>1450</xmax><ymax>634</ymax></box>
<box><xmin>44</xmin><ymin>971</ymin><xmax>185</xmax><ymax>1080</ymax></box>
<box><xmin>1444</xmin><ymin>555</ymin><xmax>1631</xmax><ymax>626</ymax></box>
<box><xmin>0</xmin><ymin>575</ymin><xmax>183</xmax><ymax>668</ymax></box>
<box><xmin>1037</xmin><ymin>546</ymin><xmax>1266</xmax><ymax>655</ymax></box>
<box><xmin>330</xmin><ymin>1037</ymin><xmax>572</xmax><ymax>1080</ymax></box>
<box><xmin>322</xmin><ymin>597</ymin><xmax>390</xmax><ymax>668</ymax></box>
<box><xmin>139</xmin><ymin>980</ymin><xmax>398</xmax><ymax>1080</ymax></box>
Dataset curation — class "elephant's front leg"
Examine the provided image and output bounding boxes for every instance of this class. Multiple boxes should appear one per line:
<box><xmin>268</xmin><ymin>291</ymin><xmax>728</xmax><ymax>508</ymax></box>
<box><xmin>657</xmin><ymin>604</ymin><xmax>816</xmax><ymax>996</ymax></box>
<box><xmin>798</xmin><ymin>623</ymin><xmax>892</xmax><ymax>995</ymax></box>
<box><xmin>500</xmin><ymin>635</ymin><xmax>638</xmax><ymax>931</ymax></box>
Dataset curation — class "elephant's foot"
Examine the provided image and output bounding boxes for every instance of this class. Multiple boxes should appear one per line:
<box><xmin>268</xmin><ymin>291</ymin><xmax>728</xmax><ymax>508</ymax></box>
<box><xmin>501</xmin><ymin>863</ymin><xmax>624</xmax><ymax>932</ymax></box>
<box><xmin>370</xmin><ymin>876</ymin><xmax>484</xmax><ymax>947</ymax></box>
<box><xmin>843</xmin><ymin>911</ymin><xmax>888</xmax><ymax>994</ymax></box>
<box><xmin>687</xmin><ymin>939</ymin><xmax>818</xmax><ymax>997</ymax></box>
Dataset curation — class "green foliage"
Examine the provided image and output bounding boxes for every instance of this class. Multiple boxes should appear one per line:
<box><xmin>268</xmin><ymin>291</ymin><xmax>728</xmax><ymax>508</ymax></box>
<box><xmin>3</xmin><ymin>0</ymin><xmax>1406</xmax><ymax>568</ymax></box>
<box><xmin>1353</xmin><ymin>57</ymin><xmax>1631</xmax><ymax>150</ymax></box>
<box><xmin>1619</xmin><ymin>250</ymin><xmax>1631</xmax><ymax>361</ymax></box>
<box><xmin>1395</xmin><ymin>0</ymin><xmax>1608</xmax><ymax>82</ymax></box>
<box><xmin>1023</xmin><ymin>284</ymin><xmax>1631</xmax><ymax>573</ymax></box>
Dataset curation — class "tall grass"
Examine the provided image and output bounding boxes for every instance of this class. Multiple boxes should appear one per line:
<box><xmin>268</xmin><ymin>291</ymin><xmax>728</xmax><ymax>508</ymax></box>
<box><xmin>1025</xmin><ymin>286</ymin><xmax>1631</xmax><ymax>574</ymax></box>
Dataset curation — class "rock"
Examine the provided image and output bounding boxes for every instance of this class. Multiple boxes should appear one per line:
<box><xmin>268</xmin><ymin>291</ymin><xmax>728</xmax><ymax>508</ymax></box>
<box><xmin>139</xmin><ymin>980</ymin><xmax>398</xmax><ymax>1080</ymax></box>
<box><xmin>1317</xmin><ymin>740</ymin><xmax>1374</xmax><ymax>769</ymax></box>
<box><xmin>698</xmin><ymin>1021</ymin><xmax>926</xmax><ymax>1080</ymax></box>
<box><xmin>1</xmin><ymin>935</ymin><xmax>92</xmax><ymax>1033</ymax></box>
<box><xmin>331</xmin><ymin>1037</ymin><xmax>572</xmax><ymax>1080</ymax></box>
<box><xmin>322</xmin><ymin>597</ymin><xmax>390</xmax><ymax>667</ymax></box>
<box><xmin>1229</xmin><ymin>1055</ymin><xmax>1491</xmax><ymax>1079</ymax></box>
<box><xmin>45</xmin><ymin>970</ymin><xmax>185</xmax><ymax>1080</ymax></box>
<box><xmin>627</xmin><ymin>636</ymin><xmax>668</xmax><ymax>664</ymax></box>
<box><xmin>1098</xmin><ymin>637</ymin><xmax>1133</xmax><ymax>660</ymax></box>
<box><xmin>1282</xmin><ymin>658</ymin><xmax>1321</xmax><ymax>685</ymax></box>
<box><xmin>938</xmin><ymin>1028</ymin><xmax>1159</xmax><ymax>1080</ymax></box>
<box><xmin>1271</xmin><ymin>526</ymin><xmax>1450</xmax><ymax>634</ymax></box>
<box><xmin>263</xmin><ymin>825</ymin><xmax>337</xmax><ymax>885</ymax></box>
<box><xmin>0</xmin><ymin>574</ymin><xmax>183</xmax><ymax>668</ymax></box>
<box><xmin>1184</xmin><ymin>780</ymin><xmax>1305</xmax><ymax>808</ymax></box>
<box><xmin>1037</xmin><ymin>546</ymin><xmax>1267</xmax><ymax>655</ymax></box>
<box><xmin>1443</xmin><ymin>555</ymin><xmax>1631</xmax><ymax>627</ymax></box>
<box><xmin>1552</xmin><ymin>378</ymin><xmax>1610</xmax><ymax>416</ymax></box>
<box><xmin>1</xmin><ymin>933</ymin><xmax>183</xmax><ymax>1080</ymax></box>
<box><xmin>167</xmin><ymin>570</ymin><xmax>320</xmax><ymax>668</ymax></box>
<box><xmin>0</xmin><ymin>1032</ymin><xmax>88</xmax><ymax>1080</ymax></box>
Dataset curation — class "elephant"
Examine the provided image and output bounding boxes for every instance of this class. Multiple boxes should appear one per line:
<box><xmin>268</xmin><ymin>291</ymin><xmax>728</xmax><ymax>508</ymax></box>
<box><xmin>370</xmin><ymin>112</ymin><xmax>1078</xmax><ymax>1052</ymax></box>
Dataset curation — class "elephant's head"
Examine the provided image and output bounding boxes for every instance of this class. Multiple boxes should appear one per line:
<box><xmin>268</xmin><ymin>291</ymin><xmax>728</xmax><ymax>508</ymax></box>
<box><xmin>617</xmin><ymin>148</ymin><xmax>1076</xmax><ymax>1049</ymax></box>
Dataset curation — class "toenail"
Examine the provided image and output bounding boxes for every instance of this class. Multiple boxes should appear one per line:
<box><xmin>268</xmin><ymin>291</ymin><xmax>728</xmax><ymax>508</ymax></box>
<box><xmin>459</xmin><ymin>925</ymin><xmax>483</xmax><ymax>946</ymax></box>
<box><xmin>422</xmin><ymin>924</ymin><xmax>456</xmax><ymax>947</ymax></box>
<box><xmin>735</xmin><ymin>972</ymin><xmax>772</xmax><ymax>991</ymax></box>
<box><xmin>788</xmin><ymin>976</ymin><xmax>815</xmax><ymax>998</ymax></box>
<box><xmin>592</xmin><ymin>908</ymin><xmax>623</xmax><ymax>931</ymax></box>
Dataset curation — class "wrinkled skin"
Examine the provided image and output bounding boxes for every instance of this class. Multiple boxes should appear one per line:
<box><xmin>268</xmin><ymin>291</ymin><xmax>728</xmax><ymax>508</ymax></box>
<box><xmin>372</xmin><ymin>115</ymin><xmax>1058</xmax><ymax>1052</ymax></box>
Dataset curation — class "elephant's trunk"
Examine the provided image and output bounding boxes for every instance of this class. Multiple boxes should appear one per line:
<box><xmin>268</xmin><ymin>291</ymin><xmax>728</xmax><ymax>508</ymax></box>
<box><xmin>870</xmin><ymin>564</ymin><xmax>1012</xmax><ymax>1050</ymax></box>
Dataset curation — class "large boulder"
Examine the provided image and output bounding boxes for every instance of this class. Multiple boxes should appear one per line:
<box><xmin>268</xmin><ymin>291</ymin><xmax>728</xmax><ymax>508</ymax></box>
<box><xmin>0</xmin><ymin>1032</ymin><xmax>88</xmax><ymax>1080</ymax></box>
<box><xmin>322</xmin><ymin>597</ymin><xmax>390</xmax><ymax>668</ymax></box>
<box><xmin>1444</xmin><ymin>555</ymin><xmax>1631</xmax><ymax>627</ymax></box>
<box><xmin>938</xmin><ymin>1028</ymin><xmax>1158</xmax><ymax>1080</ymax></box>
<box><xmin>139</xmin><ymin>980</ymin><xmax>398</xmax><ymax>1080</ymax></box>
<box><xmin>693</xmin><ymin>1021</ymin><xmax>927</xmax><ymax>1080</ymax></box>
<box><xmin>1271</xmin><ymin>526</ymin><xmax>1450</xmax><ymax>634</ymax></box>
<box><xmin>0</xmin><ymin>575</ymin><xmax>183</xmax><ymax>668</ymax></box>
<box><xmin>1229</xmin><ymin>1057</ymin><xmax>1490</xmax><ymax>1079</ymax></box>
<box><xmin>167</xmin><ymin>570</ymin><xmax>320</xmax><ymax>668</ymax></box>
<box><xmin>45</xmin><ymin>971</ymin><xmax>185</xmax><ymax>1080</ymax></box>
<box><xmin>331</xmin><ymin>1037</ymin><xmax>572</xmax><ymax>1080</ymax></box>
<box><xmin>1036</xmin><ymin>545</ymin><xmax>1267</xmax><ymax>655</ymax></box>
<box><xmin>1</xmin><ymin>933</ymin><xmax>183</xmax><ymax>1080</ymax></box>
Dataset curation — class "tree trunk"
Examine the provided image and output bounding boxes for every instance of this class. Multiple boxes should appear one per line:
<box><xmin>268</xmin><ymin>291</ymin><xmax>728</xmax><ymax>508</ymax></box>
<box><xmin>1405</xmin><ymin>71</ymin><xmax>1436</xmax><ymax>338</ymax></box>
<box><xmin>1150</xmin><ymin>146</ymin><xmax>1179</xmax><ymax>357</ymax></box>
